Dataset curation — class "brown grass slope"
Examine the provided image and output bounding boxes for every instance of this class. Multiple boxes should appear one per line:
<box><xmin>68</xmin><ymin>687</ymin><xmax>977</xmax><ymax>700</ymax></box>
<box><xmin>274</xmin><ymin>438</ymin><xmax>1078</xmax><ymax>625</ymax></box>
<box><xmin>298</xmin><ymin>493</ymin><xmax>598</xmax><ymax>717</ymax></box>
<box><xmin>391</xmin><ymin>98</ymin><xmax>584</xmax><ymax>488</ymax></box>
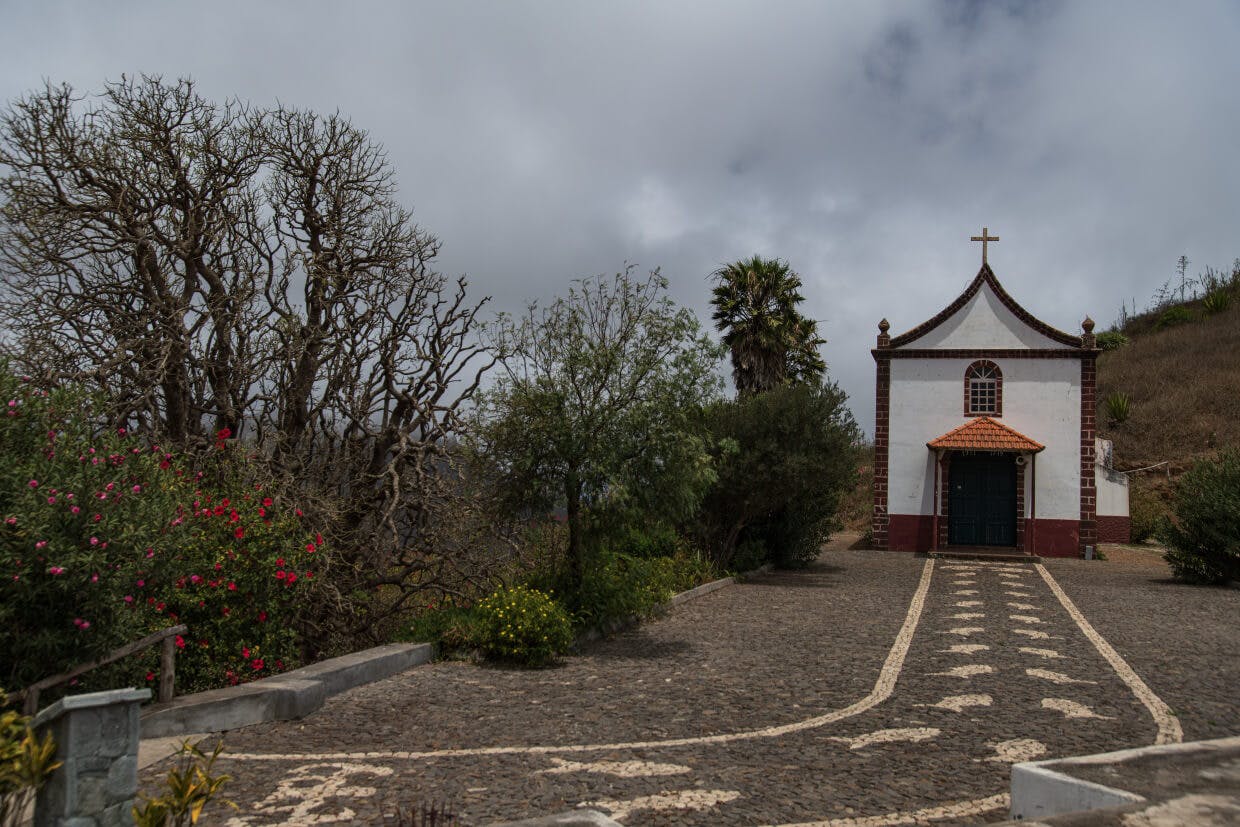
<box><xmin>1096</xmin><ymin>301</ymin><xmax>1240</xmax><ymax>473</ymax></box>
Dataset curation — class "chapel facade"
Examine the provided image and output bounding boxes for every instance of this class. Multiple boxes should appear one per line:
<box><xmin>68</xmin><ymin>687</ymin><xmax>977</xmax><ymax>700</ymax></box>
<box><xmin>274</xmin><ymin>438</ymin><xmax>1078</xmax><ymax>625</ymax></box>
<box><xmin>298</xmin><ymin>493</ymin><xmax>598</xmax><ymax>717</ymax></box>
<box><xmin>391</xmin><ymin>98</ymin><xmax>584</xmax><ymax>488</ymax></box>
<box><xmin>871</xmin><ymin>247</ymin><xmax>1130</xmax><ymax>558</ymax></box>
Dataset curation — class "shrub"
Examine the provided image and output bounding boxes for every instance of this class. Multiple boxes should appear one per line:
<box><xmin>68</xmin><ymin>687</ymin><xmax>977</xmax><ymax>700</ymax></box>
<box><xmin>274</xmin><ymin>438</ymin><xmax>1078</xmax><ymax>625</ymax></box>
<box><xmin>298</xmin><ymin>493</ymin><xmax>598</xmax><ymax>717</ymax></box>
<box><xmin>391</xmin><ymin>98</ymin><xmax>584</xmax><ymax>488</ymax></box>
<box><xmin>0</xmin><ymin>369</ymin><xmax>322</xmax><ymax>696</ymax></box>
<box><xmin>1128</xmin><ymin>486</ymin><xmax>1167</xmax><ymax>544</ymax></box>
<box><xmin>398</xmin><ymin>603</ymin><xmax>481</xmax><ymax>653</ymax></box>
<box><xmin>1103</xmin><ymin>392</ymin><xmax>1132</xmax><ymax>426</ymax></box>
<box><xmin>0</xmin><ymin>690</ymin><xmax>60</xmax><ymax>826</ymax></box>
<box><xmin>1160</xmin><ymin>451</ymin><xmax>1240</xmax><ymax>584</ymax></box>
<box><xmin>1096</xmin><ymin>330</ymin><xmax>1129</xmax><ymax>351</ymax></box>
<box><xmin>133</xmin><ymin>740</ymin><xmax>233</xmax><ymax>827</ymax></box>
<box><xmin>1202</xmin><ymin>290</ymin><xmax>1231</xmax><ymax>315</ymax></box>
<box><xmin>1155</xmin><ymin>306</ymin><xmax>1193</xmax><ymax>329</ymax></box>
<box><xmin>473</xmin><ymin>585</ymin><xmax>572</xmax><ymax>667</ymax></box>
<box><xmin>693</xmin><ymin>380</ymin><xmax>861</xmax><ymax>569</ymax></box>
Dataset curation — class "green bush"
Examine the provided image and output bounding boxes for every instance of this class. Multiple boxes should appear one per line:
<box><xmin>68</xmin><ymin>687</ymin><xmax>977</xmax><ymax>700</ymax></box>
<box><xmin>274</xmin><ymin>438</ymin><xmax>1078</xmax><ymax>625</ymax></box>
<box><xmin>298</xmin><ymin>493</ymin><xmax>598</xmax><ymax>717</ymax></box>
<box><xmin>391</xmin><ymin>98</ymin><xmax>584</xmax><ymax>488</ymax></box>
<box><xmin>1128</xmin><ymin>486</ymin><xmax>1167</xmax><ymax>544</ymax></box>
<box><xmin>1155</xmin><ymin>305</ymin><xmax>1193</xmax><ymax>329</ymax></box>
<box><xmin>397</xmin><ymin>603</ymin><xmax>481</xmax><ymax>653</ymax></box>
<box><xmin>693</xmin><ymin>380</ymin><xmax>860</xmax><ymax>569</ymax></box>
<box><xmin>1104</xmin><ymin>392</ymin><xmax>1132</xmax><ymax>426</ymax></box>
<box><xmin>730</xmin><ymin>538</ymin><xmax>767</xmax><ymax>573</ymax></box>
<box><xmin>1160</xmin><ymin>451</ymin><xmax>1240</xmax><ymax>584</ymax></box>
<box><xmin>1096</xmin><ymin>330</ymin><xmax>1129</xmax><ymax>351</ymax></box>
<box><xmin>473</xmin><ymin>585</ymin><xmax>573</xmax><ymax>667</ymax></box>
<box><xmin>0</xmin><ymin>690</ymin><xmax>60</xmax><ymax>826</ymax></box>
<box><xmin>1202</xmin><ymin>290</ymin><xmax>1231</xmax><ymax>314</ymax></box>
<box><xmin>0</xmin><ymin>369</ymin><xmax>321</xmax><ymax>695</ymax></box>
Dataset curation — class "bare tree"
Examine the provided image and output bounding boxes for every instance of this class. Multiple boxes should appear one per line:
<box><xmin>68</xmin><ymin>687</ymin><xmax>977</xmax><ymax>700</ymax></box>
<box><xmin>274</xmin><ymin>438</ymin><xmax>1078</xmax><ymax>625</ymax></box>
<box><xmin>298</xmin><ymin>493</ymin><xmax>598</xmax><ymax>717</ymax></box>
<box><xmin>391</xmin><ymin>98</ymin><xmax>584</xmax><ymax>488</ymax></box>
<box><xmin>0</xmin><ymin>77</ymin><xmax>504</xmax><ymax>650</ymax></box>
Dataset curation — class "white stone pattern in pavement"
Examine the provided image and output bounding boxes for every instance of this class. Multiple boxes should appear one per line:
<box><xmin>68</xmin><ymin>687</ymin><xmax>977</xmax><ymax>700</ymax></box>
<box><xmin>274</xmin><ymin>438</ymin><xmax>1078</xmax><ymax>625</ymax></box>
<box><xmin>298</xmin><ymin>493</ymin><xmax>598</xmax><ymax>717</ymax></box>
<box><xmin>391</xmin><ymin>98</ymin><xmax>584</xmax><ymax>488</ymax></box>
<box><xmin>214</xmin><ymin>558</ymin><xmax>1184</xmax><ymax>827</ymax></box>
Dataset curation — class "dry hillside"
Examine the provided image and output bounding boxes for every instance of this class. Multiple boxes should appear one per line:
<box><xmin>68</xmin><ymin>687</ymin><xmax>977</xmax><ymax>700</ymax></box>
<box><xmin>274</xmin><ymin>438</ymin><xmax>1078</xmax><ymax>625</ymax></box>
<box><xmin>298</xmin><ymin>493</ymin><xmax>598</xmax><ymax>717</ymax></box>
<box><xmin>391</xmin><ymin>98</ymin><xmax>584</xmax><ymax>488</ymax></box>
<box><xmin>1096</xmin><ymin>300</ymin><xmax>1240</xmax><ymax>472</ymax></box>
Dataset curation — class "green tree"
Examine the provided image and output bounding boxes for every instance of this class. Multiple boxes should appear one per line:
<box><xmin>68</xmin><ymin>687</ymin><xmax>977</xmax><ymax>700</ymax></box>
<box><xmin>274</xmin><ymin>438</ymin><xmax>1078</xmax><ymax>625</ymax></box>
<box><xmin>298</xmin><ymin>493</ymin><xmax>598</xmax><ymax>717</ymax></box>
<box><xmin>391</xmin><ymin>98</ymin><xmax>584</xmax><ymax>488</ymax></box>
<box><xmin>474</xmin><ymin>267</ymin><xmax>722</xmax><ymax>591</ymax></box>
<box><xmin>693</xmin><ymin>380</ymin><xmax>860</xmax><ymax>568</ymax></box>
<box><xmin>1161</xmin><ymin>450</ymin><xmax>1240</xmax><ymax>585</ymax></box>
<box><xmin>710</xmin><ymin>255</ymin><xmax>826</xmax><ymax>396</ymax></box>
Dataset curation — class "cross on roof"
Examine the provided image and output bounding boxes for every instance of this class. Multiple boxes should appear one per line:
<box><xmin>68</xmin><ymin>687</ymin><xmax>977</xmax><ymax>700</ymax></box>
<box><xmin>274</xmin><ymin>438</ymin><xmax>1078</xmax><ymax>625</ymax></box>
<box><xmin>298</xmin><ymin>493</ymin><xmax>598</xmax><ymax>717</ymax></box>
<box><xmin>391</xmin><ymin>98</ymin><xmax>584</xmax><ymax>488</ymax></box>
<box><xmin>971</xmin><ymin>227</ymin><xmax>999</xmax><ymax>265</ymax></box>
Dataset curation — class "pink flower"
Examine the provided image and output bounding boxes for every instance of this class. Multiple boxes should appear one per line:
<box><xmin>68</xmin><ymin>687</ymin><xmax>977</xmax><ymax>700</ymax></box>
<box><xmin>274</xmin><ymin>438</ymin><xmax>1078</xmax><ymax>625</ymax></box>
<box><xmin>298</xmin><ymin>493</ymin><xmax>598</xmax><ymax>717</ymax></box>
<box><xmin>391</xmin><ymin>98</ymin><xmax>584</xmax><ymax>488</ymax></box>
<box><xmin>47</xmin><ymin>496</ymin><xmax>56</xmax><ymax>504</ymax></box>
<box><xmin>105</xmin><ymin>482</ymin><xmax>114</xmax><ymax>492</ymax></box>
<box><xmin>117</xmin><ymin>427</ymin><xmax>126</xmax><ymax>435</ymax></box>
<box><xmin>34</xmin><ymin>540</ymin><xmax>47</xmax><ymax>550</ymax></box>
<box><xmin>136</xmin><ymin>579</ymin><xmax>145</xmax><ymax>587</ymax></box>
<box><xmin>5</xmin><ymin>517</ymin><xmax>15</xmax><ymax>526</ymax></box>
<box><xmin>90</xmin><ymin>573</ymin><xmax>99</xmax><ymax>583</ymax></box>
<box><xmin>47</xmin><ymin>566</ymin><xmax>65</xmax><ymax>575</ymax></box>
<box><xmin>190</xmin><ymin>574</ymin><xmax>201</xmax><ymax>584</ymax></box>
<box><xmin>132</xmin><ymin>484</ymin><xmax>141</xmax><ymax>493</ymax></box>
<box><xmin>145</xmin><ymin>549</ymin><xmax>155</xmax><ymax>559</ymax></box>
<box><xmin>71</xmin><ymin>506</ymin><xmax>80</xmax><ymax>514</ymax></box>
<box><xmin>123</xmin><ymin>595</ymin><xmax>134</xmax><ymax>603</ymax></box>
<box><xmin>89</xmin><ymin>537</ymin><xmax>99</xmax><ymax>546</ymax></box>
<box><xmin>28</xmin><ymin>479</ymin><xmax>38</xmax><ymax>488</ymax></box>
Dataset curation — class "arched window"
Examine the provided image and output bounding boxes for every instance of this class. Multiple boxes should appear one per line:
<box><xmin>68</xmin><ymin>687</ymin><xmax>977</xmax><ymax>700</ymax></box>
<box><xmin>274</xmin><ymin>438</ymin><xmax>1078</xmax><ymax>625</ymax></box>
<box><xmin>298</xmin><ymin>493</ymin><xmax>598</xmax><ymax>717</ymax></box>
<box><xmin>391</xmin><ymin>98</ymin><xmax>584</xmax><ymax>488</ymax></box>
<box><xmin>964</xmin><ymin>361</ymin><xmax>1002</xmax><ymax>416</ymax></box>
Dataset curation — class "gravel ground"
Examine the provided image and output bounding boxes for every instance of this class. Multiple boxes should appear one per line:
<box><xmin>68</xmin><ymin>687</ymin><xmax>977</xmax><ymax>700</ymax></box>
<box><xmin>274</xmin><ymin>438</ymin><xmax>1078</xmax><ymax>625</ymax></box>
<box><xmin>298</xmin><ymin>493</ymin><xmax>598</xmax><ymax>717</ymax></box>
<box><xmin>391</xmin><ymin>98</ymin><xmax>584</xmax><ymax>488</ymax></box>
<box><xmin>138</xmin><ymin>541</ymin><xmax>1239</xmax><ymax>826</ymax></box>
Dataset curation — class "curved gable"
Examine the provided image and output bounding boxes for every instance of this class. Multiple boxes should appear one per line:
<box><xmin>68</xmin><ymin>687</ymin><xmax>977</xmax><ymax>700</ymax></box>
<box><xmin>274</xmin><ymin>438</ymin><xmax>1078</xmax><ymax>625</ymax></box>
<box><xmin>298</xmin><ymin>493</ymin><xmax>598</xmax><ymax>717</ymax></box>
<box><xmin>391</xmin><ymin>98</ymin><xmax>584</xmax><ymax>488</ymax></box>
<box><xmin>889</xmin><ymin>265</ymin><xmax>1082</xmax><ymax>350</ymax></box>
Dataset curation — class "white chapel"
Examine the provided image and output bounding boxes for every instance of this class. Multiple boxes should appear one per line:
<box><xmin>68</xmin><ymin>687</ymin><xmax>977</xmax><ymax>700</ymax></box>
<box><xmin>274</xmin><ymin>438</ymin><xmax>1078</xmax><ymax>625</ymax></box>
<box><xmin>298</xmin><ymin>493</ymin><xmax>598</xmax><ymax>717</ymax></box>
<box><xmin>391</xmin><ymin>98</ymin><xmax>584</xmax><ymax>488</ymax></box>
<box><xmin>871</xmin><ymin>230</ymin><xmax>1129</xmax><ymax>558</ymax></box>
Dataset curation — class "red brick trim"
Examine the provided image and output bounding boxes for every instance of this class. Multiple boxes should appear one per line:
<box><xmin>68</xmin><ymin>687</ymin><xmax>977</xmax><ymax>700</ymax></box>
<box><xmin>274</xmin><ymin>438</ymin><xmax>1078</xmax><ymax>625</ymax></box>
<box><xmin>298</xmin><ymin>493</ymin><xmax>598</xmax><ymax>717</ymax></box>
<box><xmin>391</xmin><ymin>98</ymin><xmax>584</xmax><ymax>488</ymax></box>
<box><xmin>887</xmin><ymin>264</ymin><xmax>1084</xmax><ymax>349</ymax></box>
<box><xmin>872</xmin><ymin>353</ymin><xmax>891</xmax><ymax>550</ymax></box>
<box><xmin>964</xmin><ymin>360</ymin><xmax>1003</xmax><ymax>417</ymax></box>
<box><xmin>1031</xmin><ymin>518</ymin><xmax>1080</xmax><ymax>557</ymax></box>
<box><xmin>1079</xmin><ymin>354</ymin><xmax>1098</xmax><ymax>556</ymax></box>
<box><xmin>874</xmin><ymin>348</ymin><xmax>1085</xmax><ymax>360</ymax></box>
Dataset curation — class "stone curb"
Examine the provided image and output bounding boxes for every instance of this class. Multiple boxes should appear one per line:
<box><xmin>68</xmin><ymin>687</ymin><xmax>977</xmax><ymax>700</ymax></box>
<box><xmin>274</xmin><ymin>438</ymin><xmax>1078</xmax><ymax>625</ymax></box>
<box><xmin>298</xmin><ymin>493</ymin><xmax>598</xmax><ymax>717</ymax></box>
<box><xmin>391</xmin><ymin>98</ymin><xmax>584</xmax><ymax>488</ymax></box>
<box><xmin>140</xmin><ymin>642</ymin><xmax>433</xmax><ymax>739</ymax></box>
<box><xmin>1006</xmin><ymin>735</ymin><xmax>1240</xmax><ymax>823</ymax></box>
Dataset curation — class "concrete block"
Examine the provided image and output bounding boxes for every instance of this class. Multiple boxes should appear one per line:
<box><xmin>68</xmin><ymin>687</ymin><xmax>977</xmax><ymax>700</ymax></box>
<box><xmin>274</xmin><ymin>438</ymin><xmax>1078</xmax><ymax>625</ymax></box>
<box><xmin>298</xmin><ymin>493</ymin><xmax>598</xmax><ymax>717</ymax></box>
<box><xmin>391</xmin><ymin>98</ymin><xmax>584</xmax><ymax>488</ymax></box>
<box><xmin>285</xmin><ymin>643</ymin><xmax>433</xmax><ymax>696</ymax></box>
<box><xmin>1010</xmin><ymin>763</ymin><xmax>1143</xmax><ymax>821</ymax></box>
<box><xmin>140</xmin><ymin>683</ymin><xmax>277</xmax><ymax>739</ymax></box>
<box><xmin>262</xmin><ymin>677</ymin><xmax>327</xmax><ymax>721</ymax></box>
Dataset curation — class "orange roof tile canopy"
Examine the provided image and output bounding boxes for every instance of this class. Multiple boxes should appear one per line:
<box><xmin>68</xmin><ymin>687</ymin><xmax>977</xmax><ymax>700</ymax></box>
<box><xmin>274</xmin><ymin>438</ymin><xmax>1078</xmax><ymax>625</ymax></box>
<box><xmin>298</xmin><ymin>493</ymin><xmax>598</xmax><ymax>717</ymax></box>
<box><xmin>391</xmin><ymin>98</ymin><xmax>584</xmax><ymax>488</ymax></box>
<box><xmin>926</xmin><ymin>416</ymin><xmax>1045</xmax><ymax>453</ymax></box>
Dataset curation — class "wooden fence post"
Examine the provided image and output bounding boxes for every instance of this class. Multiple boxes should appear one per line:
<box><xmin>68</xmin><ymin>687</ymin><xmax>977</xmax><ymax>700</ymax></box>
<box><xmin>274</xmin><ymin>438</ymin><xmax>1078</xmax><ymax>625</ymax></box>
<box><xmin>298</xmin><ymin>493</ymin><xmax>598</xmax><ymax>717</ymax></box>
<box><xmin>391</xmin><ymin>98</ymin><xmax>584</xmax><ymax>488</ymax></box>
<box><xmin>159</xmin><ymin>635</ymin><xmax>176</xmax><ymax>703</ymax></box>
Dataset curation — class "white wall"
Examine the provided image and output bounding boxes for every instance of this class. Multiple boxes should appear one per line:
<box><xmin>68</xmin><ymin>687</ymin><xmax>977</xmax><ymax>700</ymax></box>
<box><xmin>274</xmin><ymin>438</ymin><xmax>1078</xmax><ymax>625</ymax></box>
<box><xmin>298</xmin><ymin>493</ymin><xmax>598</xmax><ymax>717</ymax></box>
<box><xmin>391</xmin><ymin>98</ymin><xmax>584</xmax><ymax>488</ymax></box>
<box><xmin>1096</xmin><ymin>438</ymin><xmax>1130</xmax><ymax>517</ymax></box>
<box><xmin>907</xmin><ymin>284</ymin><xmax>1076</xmax><ymax>350</ymax></box>
<box><xmin>887</xmin><ymin>357</ymin><xmax>1081</xmax><ymax>519</ymax></box>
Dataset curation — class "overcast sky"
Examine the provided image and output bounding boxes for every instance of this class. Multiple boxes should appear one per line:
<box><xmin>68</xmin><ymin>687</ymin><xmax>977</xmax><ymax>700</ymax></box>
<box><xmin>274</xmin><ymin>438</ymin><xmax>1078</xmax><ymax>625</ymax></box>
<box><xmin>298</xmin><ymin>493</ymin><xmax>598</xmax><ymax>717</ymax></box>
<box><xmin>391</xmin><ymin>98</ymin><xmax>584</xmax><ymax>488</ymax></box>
<box><xmin>3</xmin><ymin>1</ymin><xmax>1238</xmax><ymax>434</ymax></box>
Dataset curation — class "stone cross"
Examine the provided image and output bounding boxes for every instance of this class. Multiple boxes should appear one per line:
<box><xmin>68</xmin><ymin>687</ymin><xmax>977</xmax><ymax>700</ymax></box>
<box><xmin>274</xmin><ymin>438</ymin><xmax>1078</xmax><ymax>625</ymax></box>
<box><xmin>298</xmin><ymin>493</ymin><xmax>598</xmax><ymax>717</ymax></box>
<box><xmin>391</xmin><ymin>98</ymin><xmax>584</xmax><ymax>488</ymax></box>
<box><xmin>971</xmin><ymin>227</ymin><xmax>999</xmax><ymax>265</ymax></box>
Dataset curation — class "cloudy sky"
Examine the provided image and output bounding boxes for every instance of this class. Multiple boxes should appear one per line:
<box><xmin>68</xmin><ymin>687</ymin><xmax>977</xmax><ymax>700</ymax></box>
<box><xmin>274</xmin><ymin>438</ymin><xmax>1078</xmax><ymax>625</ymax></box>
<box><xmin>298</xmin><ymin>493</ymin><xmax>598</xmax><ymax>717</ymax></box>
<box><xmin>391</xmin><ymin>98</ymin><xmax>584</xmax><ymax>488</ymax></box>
<box><xmin>3</xmin><ymin>1</ymin><xmax>1237</xmax><ymax>433</ymax></box>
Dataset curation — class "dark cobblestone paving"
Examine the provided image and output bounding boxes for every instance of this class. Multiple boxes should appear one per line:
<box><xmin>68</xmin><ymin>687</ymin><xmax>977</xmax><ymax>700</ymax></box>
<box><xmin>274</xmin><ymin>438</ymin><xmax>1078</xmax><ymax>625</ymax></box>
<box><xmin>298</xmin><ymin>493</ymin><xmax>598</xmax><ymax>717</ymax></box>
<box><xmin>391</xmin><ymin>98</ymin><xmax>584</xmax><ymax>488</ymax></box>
<box><xmin>139</xmin><ymin>547</ymin><xmax>1237</xmax><ymax>826</ymax></box>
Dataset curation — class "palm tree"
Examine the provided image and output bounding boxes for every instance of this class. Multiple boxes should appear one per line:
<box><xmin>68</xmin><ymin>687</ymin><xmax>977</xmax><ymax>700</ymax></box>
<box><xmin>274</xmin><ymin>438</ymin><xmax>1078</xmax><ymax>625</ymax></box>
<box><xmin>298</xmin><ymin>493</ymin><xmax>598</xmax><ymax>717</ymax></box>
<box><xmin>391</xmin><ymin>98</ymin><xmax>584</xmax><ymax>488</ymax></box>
<box><xmin>710</xmin><ymin>255</ymin><xmax>826</xmax><ymax>396</ymax></box>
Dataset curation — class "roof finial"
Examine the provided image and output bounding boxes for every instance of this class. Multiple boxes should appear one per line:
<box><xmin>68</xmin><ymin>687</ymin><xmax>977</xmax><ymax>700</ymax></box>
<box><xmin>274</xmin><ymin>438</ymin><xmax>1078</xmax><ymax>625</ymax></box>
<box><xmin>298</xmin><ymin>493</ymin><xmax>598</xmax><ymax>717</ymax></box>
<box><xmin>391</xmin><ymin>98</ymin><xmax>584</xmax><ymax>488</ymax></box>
<box><xmin>878</xmin><ymin>318</ymin><xmax>890</xmax><ymax>333</ymax></box>
<box><xmin>877</xmin><ymin>318</ymin><xmax>891</xmax><ymax>348</ymax></box>
<box><xmin>971</xmin><ymin>226</ymin><xmax>999</xmax><ymax>265</ymax></box>
<box><xmin>1082</xmin><ymin>316</ymin><xmax>1095</xmax><ymax>333</ymax></box>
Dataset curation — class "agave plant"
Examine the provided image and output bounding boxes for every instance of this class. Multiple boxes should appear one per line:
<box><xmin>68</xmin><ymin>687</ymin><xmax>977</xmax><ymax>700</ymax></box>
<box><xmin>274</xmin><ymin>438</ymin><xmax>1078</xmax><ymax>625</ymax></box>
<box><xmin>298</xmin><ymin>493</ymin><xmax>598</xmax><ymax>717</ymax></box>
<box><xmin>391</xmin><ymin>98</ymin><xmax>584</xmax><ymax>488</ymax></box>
<box><xmin>1104</xmin><ymin>392</ymin><xmax>1132</xmax><ymax>426</ymax></box>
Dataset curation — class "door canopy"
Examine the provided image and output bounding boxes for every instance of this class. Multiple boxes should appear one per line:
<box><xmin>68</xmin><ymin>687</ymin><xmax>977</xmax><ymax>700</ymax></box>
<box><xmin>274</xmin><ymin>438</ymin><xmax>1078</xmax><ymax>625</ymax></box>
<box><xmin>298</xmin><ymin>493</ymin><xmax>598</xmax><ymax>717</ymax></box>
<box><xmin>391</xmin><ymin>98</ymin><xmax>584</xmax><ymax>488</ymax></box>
<box><xmin>927</xmin><ymin>416</ymin><xmax>1045</xmax><ymax>453</ymax></box>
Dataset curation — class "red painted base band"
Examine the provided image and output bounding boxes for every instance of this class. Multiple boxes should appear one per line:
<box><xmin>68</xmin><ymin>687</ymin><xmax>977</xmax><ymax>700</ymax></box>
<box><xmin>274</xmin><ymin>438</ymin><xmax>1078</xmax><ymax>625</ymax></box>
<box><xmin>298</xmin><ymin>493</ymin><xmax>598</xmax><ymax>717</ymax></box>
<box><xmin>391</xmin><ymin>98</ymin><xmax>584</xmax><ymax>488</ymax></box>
<box><xmin>883</xmin><ymin>514</ymin><xmax>1084</xmax><ymax>557</ymax></box>
<box><xmin>887</xmin><ymin>514</ymin><xmax>934</xmax><ymax>552</ymax></box>
<box><xmin>1097</xmin><ymin>515</ymin><xmax>1132</xmax><ymax>544</ymax></box>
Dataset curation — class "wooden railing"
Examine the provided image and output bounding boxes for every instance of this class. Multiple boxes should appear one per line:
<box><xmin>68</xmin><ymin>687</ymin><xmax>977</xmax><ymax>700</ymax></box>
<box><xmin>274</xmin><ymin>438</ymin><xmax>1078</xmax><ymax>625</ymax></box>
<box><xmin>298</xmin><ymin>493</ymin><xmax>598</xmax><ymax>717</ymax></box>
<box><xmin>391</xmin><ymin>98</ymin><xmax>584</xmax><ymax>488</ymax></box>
<box><xmin>17</xmin><ymin>624</ymin><xmax>188</xmax><ymax>715</ymax></box>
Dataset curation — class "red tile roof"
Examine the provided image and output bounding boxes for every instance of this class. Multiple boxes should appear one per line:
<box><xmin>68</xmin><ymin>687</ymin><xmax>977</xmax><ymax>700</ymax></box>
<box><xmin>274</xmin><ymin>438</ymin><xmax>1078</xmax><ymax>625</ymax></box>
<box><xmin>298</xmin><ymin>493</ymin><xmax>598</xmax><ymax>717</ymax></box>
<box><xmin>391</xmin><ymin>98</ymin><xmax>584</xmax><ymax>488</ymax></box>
<box><xmin>927</xmin><ymin>417</ymin><xmax>1045</xmax><ymax>452</ymax></box>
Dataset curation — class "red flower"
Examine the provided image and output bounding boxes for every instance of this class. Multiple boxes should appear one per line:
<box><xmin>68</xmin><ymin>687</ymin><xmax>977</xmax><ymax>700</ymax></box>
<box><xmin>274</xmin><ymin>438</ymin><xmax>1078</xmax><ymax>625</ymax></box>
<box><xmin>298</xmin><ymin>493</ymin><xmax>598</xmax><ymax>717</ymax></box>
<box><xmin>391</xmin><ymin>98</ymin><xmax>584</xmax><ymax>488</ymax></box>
<box><xmin>262</xmin><ymin>497</ymin><xmax>273</xmax><ymax>507</ymax></box>
<box><xmin>174</xmin><ymin>635</ymin><xmax>185</xmax><ymax>650</ymax></box>
<box><xmin>305</xmin><ymin>542</ymin><xmax>316</xmax><ymax>553</ymax></box>
<box><xmin>227</xmin><ymin>581</ymin><xmax>237</xmax><ymax>591</ymax></box>
<box><xmin>275</xmin><ymin>570</ymin><xmax>286</xmax><ymax>580</ymax></box>
<box><xmin>258</xmin><ymin>611</ymin><xmax>267</xmax><ymax>623</ymax></box>
<box><xmin>145</xmin><ymin>672</ymin><xmax>155</xmax><ymax>682</ymax></box>
<box><xmin>242</xmin><ymin>647</ymin><xmax>250</xmax><ymax>659</ymax></box>
<box><xmin>234</xmin><ymin>526</ymin><xmax>245</xmax><ymax>540</ymax></box>
<box><xmin>251</xmin><ymin>658</ymin><xmax>264</xmax><ymax>671</ymax></box>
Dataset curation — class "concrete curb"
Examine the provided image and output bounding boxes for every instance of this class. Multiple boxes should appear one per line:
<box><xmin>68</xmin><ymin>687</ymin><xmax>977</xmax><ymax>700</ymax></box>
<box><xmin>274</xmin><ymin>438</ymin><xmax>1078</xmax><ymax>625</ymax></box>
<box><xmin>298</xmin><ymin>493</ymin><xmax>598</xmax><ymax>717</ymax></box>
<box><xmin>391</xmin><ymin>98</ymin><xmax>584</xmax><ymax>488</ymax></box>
<box><xmin>491</xmin><ymin>810</ymin><xmax>622</xmax><ymax>826</ymax></box>
<box><xmin>140</xmin><ymin>642</ymin><xmax>433</xmax><ymax>739</ymax></box>
<box><xmin>1008</xmin><ymin>735</ymin><xmax>1240</xmax><ymax>822</ymax></box>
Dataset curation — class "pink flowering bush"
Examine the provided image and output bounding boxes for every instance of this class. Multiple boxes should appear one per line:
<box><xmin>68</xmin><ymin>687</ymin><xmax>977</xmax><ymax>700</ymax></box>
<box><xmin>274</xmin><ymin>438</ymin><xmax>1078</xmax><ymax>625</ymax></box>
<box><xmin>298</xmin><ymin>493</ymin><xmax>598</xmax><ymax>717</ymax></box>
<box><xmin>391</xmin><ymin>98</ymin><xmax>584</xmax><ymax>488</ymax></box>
<box><xmin>0</xmin><ymin>369</ymin><xmax>322</xmax><ymax>696</ymax></box>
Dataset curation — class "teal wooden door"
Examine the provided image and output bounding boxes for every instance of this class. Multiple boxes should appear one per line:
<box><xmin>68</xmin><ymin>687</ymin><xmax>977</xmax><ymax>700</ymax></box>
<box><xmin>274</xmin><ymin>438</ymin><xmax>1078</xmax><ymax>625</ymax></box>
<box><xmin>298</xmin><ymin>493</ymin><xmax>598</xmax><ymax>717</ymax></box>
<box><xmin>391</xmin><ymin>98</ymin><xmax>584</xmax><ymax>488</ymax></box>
<box><xmin>948</xmin><ymin>453</ymin><xmax>1017</xmax><ymax>546</ymax></box>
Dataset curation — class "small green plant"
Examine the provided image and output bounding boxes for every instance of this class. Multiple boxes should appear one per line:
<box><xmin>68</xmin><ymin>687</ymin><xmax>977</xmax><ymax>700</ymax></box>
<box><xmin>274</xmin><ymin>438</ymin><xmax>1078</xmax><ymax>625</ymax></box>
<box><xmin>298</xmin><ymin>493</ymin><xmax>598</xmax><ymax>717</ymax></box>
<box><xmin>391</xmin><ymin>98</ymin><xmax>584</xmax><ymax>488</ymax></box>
<box><xmin>1096</xmin><ymin>330</ymin><xmax>1129</xmax><ymax>351</ymax></box>
<box><xmin>398</xmin><ymin>604</ymin><xmax>482</xmax><ymax>654</ymax></box>
<box><xmin>133</xmin><ymin>740</ymin><xmax>234</xmax><ymax>826</ymax></box>
<box><xmin>1155</xmin><ymin>305</ymin><xmax>1193</xmax><ymax>329</ymax></box>
<box><xmin>473</xmin><ymin>585</ymin><xmax>573</xmax><ymax>667</ymax></box>
<box><xmin>0</xmin><ymin>690</ymin><xmax>61</xmax><ymax>827</ymax></box>
<box><xmin>1160</xmin><ymin>450</ymin><xmax>1240</xmax><ymax>585</ymax></box>
<box><xmin>1104</xmin><ymin>392</ymin><xmax>1132</xmax><ymax>426</ymax></box>
<box><xmin>730</xmin><ymin>538</ymin><xmax>768</xmax><ymax>573</ymax></box>
<box><xmin>1202</xmin><ymin>290</ymin><xmax>1231</xmax><ymax>314</ymax></box>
